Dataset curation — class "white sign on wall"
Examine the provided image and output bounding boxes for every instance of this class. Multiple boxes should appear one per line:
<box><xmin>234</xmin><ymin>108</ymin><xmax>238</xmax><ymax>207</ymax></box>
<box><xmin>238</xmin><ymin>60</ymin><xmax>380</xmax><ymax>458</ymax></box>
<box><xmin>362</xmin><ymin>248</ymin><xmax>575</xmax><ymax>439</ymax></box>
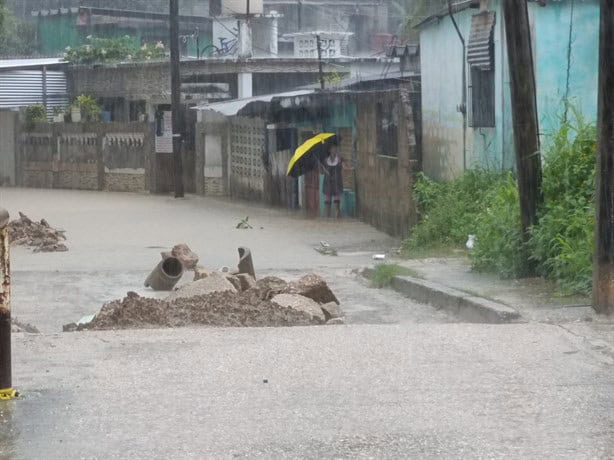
<box><xmin>155</xmin><ymin>111</ymin><xmax>173</xmax><ymax>154</ymax></box>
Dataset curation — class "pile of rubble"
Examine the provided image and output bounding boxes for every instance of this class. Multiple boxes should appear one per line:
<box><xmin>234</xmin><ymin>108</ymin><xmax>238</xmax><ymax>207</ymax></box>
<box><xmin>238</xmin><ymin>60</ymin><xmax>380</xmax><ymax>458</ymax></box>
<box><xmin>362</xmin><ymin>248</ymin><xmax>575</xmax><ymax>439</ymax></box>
<box><xmin>9</xmin><ymin>212</ymin><xmax>67</xmax><ymax>253</ymax></box>
<box><xmin>84</xmin><ymin>272</ymin><xmax>343</xmax><ymax>330</ymax></box>
<box><xmin>64</xmin><ymin>243</ymin><xmax>344</xmax><ymax>331</ymax></box>
<box><xmin>11</xmin><ymin>318</ymin><xmax>40</xmax><ymax>333</ymax></box>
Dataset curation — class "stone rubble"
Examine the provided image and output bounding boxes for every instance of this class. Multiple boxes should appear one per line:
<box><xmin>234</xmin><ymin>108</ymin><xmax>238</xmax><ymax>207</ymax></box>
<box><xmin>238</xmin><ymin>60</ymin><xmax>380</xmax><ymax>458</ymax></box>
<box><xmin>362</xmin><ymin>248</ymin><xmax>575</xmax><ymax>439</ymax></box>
<box><xmin>78</xmin><ymin>272</ymin><xmax>344</xmax><ymax>331</ymax></box>
<box><xmin>9</xmin><ymin>212</ymin><xmax>68</xmax><ymax>252</ymax></box>
<box><xmin>162</xmin><ymin>243</ymin><xmax>199</xmax><ymax>270</ymax></box>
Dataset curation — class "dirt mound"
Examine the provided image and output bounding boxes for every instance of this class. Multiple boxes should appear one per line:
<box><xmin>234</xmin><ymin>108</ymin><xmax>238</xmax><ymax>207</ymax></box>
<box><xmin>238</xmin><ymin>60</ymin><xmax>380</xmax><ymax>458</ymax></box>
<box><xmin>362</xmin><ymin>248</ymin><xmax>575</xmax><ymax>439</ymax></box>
<box><xmin>91</xmin><ymin>289</ymin><xmax>319</xmax><ymax>330</ymax></box>
<box><xmin>9</xmin><ymin>212</ymin><xmax>67</xmax><ymax>252</ymax></box>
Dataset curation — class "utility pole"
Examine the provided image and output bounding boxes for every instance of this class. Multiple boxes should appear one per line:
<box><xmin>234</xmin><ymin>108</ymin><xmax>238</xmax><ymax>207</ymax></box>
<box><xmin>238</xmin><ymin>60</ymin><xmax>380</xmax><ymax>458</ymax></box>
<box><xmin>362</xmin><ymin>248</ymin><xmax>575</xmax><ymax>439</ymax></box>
<box><xmin>170</xmin><ymin>0</ymin><xmax>184</xmax><ymax>198</ymax></box>
<box><xmin>316</xmin><ymin>35</ymin><xmax>325</xmax><ymax>90</ymax></box>
<box><xmin>593</xmin><ymin>0</ymin><xmax>614</xmax><ymax>314</ymax></box>
<box><xmin>502</xmin><ymin>0</ymin><xmax>543</xmax><ymax>273</ymax></box>
<box><xmin>0</xmin><ymin>207</ymin><xmax>16</xmax><ymax>400</ymax></box>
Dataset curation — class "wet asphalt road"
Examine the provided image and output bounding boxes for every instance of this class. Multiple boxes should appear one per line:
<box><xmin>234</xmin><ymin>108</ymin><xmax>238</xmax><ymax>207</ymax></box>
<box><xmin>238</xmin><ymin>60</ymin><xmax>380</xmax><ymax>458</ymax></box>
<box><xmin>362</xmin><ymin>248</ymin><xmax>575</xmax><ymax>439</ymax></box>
<box><xmin>0</xmin><ymin>188</ymin><xmax>613</xmax><ymax>458</ymax></box>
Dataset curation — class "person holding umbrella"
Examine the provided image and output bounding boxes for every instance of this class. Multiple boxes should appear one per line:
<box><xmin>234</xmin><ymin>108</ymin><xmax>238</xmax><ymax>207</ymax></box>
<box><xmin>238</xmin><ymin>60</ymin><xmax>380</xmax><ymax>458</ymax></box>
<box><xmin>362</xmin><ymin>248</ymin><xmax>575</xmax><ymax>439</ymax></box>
<box><xmin>321</xmin><ymin>140</ymin><xmax>350</xmax><ymax>219</ymax></box>
<box><xmin>286</xmin><ymin>133</ymin><xmax>352</xmax><ymax>219</ymax></box>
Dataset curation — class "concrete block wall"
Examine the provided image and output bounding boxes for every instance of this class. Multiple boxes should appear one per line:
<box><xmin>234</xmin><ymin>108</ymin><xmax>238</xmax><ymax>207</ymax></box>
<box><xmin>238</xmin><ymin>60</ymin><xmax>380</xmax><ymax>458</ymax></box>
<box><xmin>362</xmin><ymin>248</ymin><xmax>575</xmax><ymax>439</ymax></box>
<box><xmin>354</xmin><ymin>87</ymin><xmax>419</xmax><ymax>237</ymax></box>
<box><xmin>18</xmin><ymin>122</ymin><xmax>152</xmax><ymax>193</ymax></box>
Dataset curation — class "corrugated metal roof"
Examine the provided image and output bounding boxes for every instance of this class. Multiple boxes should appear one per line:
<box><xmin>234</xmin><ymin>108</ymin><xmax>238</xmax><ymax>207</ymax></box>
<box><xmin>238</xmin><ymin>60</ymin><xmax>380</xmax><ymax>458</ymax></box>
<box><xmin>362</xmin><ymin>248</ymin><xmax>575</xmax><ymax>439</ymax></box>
<box><xmin>467</xmin><ymin>12</ymin><xmax>496</xmax><ymax>71</ymax></box>
<box><xmin>0</xmin><ymin>58</ymin><xmax>66</xmax><ymax>70</ymax></box>
<box><xmin>0</xmin><ymin>70</ymin><xmax>68</xmax><ymax>119</ymax></box>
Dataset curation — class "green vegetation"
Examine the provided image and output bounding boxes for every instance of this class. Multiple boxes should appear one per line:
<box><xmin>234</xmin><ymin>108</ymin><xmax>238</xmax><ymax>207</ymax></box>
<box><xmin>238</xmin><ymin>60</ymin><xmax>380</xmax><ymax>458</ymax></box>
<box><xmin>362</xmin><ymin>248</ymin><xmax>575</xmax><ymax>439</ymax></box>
<box><xmin>529</xmin><ymin>110</ymin><xmax>596</xmax><ymax>294</ymax></box>
<box><xmin>24</xmin><ymin>104</ymin><xmax>47</xmax><ymax>124</ymax></box>
<box><xmin>403</xmin><ymin>169</ymin><xmax>508</xmax><ymax>252</ymax></box>
<box><xmin>72</xmin><ymin>95</ymin><xmax>102</xmax><ymax>121</ymax></box>
<box><xmin>370</xmin><ymin>263</ymin><xmax>418</xmax><ymax>288</ymax></box>
<box><xmin>404</xmin><ymin>109</ymin><xmax>596</xmax><ymax>296</ymax></box>
<box><xmin>0</xmin><ymin>0</ymin><xmax>36</xmax><ymax>56</ymax></box>
<box><xmin>64</xmin><ymin>36</ymin><xmax>166</xmax><ymax>64</ymax></box>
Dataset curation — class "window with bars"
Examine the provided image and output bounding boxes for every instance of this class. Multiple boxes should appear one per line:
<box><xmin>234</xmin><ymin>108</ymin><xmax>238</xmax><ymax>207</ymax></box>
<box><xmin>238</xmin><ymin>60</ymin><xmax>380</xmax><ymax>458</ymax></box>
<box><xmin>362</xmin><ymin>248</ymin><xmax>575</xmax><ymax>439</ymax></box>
<box><xmin>467</xmin><ymin>11</ymin><xmax>496</xmax><ymax>128</ymax></box>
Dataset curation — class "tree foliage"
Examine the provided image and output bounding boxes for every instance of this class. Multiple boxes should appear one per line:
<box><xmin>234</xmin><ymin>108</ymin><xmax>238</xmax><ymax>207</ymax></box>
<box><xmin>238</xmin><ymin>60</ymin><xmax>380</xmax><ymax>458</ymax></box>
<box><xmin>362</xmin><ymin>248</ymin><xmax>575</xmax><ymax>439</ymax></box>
<box><xmin>0</xmin><ymin>0</ymin><xmax>36</xmax><ymax>57</ymax></box>
<box><xmin>391</xmin><ymin>0</ymin><xmax>447</xmax><ymax>41</ymax></box>
<box><xmin>64</xmin><ymin>36</ymin><xmax>166</xmax><ymax>64</ymax></box>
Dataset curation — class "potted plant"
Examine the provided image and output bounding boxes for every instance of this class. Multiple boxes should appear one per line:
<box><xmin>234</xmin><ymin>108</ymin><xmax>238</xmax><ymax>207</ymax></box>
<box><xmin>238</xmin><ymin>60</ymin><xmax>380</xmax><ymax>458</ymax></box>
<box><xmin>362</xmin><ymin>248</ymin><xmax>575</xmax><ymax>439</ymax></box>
<box><xmin>53</xmin><ymin>106</ymin><xmax>66</xmax><ymax>123</ymax></box>
<box><xmin>24</xmin><ymin>104</ymin><xmax>47</xmax><ymax>130</ymax></box>
<box><xmin>70</xmin><ymin>95</ymin><xmax>102</xmax><ymax>122</ymax></box>
<box><xmin>76</xmin><ymin>95</ymin><xmax>102</xmax><ymax>122</ymax></box>
<box><xmin>70</xmin><ymin>102</ymin><xmax>82</xmax><ymax>122</ymax></box>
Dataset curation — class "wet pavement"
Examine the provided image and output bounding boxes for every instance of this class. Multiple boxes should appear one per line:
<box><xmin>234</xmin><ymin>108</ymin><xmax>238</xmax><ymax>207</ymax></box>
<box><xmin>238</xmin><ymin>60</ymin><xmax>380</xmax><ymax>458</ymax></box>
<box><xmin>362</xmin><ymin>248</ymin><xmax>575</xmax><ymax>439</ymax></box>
<box><xmin>2</xmin><ymin>324</ymin><xmax>614</xmax><ymax>459</ymax></box>
<box><xmin>2</xmin><ymin>188</ymin><xmax>451</xmax><ymax>332</ymax></box>
<box><xmin>0</xmin><ymin>188</ymin><xmax>613</xmax><ymax>458</ymax></box>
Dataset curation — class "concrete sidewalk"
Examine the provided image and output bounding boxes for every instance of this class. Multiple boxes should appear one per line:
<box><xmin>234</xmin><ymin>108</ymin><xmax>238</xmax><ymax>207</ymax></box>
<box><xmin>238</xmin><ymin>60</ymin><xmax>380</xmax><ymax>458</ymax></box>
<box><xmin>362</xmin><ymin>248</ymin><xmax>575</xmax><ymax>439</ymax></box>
<box><xmin>387</xmin><ymin>256</ymin><xmax>599</xmax><ymax>324</ymax></box>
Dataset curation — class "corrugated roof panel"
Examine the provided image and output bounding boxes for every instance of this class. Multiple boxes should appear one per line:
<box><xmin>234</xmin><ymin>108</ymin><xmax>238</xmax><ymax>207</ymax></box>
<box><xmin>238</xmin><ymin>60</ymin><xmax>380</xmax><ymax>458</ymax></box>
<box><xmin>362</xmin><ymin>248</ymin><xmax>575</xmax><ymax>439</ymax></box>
<box><xmin>467</xmin><ymin>11</ymin><xmax>496</xmax><ymax>71</ymax></box>
<box><xmin>0</xmin><ymin>70</ymin><xmax>68</xmax><ymax>119</ymax></box>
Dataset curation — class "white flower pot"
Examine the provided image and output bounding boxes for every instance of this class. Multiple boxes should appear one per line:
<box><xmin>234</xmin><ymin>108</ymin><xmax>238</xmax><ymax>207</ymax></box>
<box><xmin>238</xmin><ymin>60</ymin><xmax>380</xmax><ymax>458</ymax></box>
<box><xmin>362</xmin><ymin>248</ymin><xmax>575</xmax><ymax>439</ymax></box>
<box><xmin>71</xmin><ymin>108</ymin><xmax>81</xmax><ymax>123</ymax></box>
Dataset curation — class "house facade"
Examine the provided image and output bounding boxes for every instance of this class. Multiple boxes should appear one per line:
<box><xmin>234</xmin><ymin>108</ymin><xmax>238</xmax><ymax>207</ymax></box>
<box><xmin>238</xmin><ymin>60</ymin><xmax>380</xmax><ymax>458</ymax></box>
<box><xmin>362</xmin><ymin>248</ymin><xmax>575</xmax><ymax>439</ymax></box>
<box><xmin>193</xmin><ymin>78</ymin><xmax>421</xmax><ymax>237</ymax></box>
<box><xmin>418</xmin><ymin>0</ymin><xmax>599</xmax><ymax>180</ymax></box>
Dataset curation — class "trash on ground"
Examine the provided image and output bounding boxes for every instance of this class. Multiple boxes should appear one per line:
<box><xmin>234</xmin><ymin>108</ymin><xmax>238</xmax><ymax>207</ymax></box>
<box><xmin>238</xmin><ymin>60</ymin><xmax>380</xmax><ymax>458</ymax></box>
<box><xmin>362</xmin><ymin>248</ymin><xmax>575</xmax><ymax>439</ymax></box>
<box><xmin>372</xmin><ymin>254</ymin><xmax>386</xmax><ymax>260</ymax></box>
<box><xmin>11</xmin><ymin>318</ymin><xmax>40</xmax><ymax>333</ymax></box>
<box><xmin>315</xmin><ymin>246</ymin><xmax>338</xmax><ymax>256</ymax></box>
<box><xmin>466</xmin><ymin>235</ymin><xmax>476</xmax><ymax>249</ymax></box>
<box><xmin>9</xmin><ymin>212</ymin><xmax>68</xmax><ymax>252</ymax></box>
<box><xmin>236</xmin><ymin>216</ymin><xmax>253</xmax><ymax>229</ymax></box>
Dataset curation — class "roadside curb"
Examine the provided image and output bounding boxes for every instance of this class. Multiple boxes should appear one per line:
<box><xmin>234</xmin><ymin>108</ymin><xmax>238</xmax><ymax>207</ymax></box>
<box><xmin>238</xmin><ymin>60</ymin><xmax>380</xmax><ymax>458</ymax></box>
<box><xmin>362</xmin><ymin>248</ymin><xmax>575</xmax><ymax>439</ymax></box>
<box><xmin>362</xmin><ymin>268</ymin><xmax>522</xmax><ymax>324</ymax></box>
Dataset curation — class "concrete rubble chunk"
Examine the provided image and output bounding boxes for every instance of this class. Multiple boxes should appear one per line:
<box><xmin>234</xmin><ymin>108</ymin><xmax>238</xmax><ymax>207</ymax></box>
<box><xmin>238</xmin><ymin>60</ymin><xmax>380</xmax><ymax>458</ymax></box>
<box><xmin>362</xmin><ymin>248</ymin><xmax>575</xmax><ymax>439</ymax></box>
<box><xmin>321</xmin><ymin>302</ymin><xmax>344</xmax><ymax>320</ymax></box>
<box><xmin>326</xmin><ymin>317</ymin><xmax>345</xmax><ymax>325</ymax></box>
<box><xmin>271</xmin><ymin>293</ymin><xmax>326</xmax><ymax>324</ymax></box>
<box><xmin>166</xmin><ymin>272</ymin><xmax>237</xmax><ymax>301</ymax></box>
<box><xmin>162</xmin><ymin>243</ymin><xmax>199</xmax><ymax>270</ymax></box>
<box><xmin>285</xmin><ymin>274</ymin><xmax>339</xmax><ymax>305</ymax></box>
<box><xmin>193</xmin><ymin>266</ymin><xmax>210</xmax><ymax>281</ymax></box>
<box><xmin>249</xmin><ymin>276</ymin><xmax>289</xmax><ymax>300</ymax></box>
<box><xmin>224</xmin><ymin>274</ymin><xmax>242</xmax><ymax>292</ymax></box>
<box><xmin>236</xmin><ymin>273</ymin><xmax>256</xmax><ymax>291</ymax></box>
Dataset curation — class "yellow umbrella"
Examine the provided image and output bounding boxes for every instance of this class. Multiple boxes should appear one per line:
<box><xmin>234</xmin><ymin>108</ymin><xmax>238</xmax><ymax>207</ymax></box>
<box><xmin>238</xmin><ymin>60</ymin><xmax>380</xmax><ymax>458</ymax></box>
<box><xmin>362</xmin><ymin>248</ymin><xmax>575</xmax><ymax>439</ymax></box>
<box><xmin>286</xmin><ymin>133</ymin><xmax>337</xmax><ymax>178</ymax></box>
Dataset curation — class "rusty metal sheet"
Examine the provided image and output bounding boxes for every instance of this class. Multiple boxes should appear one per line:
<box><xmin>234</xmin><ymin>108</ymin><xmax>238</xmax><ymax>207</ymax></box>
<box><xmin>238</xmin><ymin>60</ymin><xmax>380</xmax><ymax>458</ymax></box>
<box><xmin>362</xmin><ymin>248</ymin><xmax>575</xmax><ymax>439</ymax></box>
<box><xmin>467</xmin><ymin>11</ymin><xmax>496</xmax><ymax>71</ymax></box>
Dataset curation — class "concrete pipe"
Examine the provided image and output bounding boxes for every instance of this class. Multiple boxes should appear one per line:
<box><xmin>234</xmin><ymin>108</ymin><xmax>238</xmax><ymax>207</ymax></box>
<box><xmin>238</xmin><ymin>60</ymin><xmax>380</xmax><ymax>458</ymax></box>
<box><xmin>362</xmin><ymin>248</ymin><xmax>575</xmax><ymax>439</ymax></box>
<box><xmin>144</xmin><ymin>257</ymin><xmax>184</xmax><ymax>291</ymax></box>
<box><xmin>237</xmin><ymin>247</ymin><xmax>255</xmax><ymax>279</ymax></box>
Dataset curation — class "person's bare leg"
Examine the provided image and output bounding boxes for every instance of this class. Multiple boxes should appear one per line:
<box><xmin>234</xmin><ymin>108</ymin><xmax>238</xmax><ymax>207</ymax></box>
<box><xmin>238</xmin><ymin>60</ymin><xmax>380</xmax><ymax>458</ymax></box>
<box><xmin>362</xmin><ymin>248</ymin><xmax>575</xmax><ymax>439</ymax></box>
<box><xmin>334</xmin><ymin>200</ymin><xmax>341</xmax><ymax>219</ymax></box>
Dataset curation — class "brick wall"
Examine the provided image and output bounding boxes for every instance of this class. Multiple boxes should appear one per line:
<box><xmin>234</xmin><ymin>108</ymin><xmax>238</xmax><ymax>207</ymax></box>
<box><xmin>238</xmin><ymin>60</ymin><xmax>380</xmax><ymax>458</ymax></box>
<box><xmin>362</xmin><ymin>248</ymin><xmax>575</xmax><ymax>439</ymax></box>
<box><xmin>104</xmin><ymin>172</ymin><xmax>146</xmax><ymax>193</ymax></box>
<box><xmin>354</xmin><ymin>87</ymin><xmax>420</xmax><ymax>237</ymax></box>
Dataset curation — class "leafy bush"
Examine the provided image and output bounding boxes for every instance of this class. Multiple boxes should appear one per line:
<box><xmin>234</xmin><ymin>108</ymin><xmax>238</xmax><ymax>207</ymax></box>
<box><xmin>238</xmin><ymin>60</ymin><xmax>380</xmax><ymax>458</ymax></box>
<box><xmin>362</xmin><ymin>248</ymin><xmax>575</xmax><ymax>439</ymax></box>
<box><xmin>72</xmin><ymin>95</ymin><xmax>102</xmax><ymax>121</ymax></box>
<box><xmin>64</xmin><ymin>36</ymin><xmax>165</xmax><ymax>64</ymax></box>
<box><xmin>528</xmin><ymin>109</ymin><xmax>596</xmax><ymax>295</ymax></box>
<box><xmin>24</xmin><ymin>104</ymin><xmax>47</xmax><ymax>124</ymax></box>
<box><xmin>470</xmin><ymin>173</ymin><xmax>527</xmax><ymax>278</ymax></box>
<box><xmin>404</xmin><ymin>169</ymin><xmax>508</xmax><ymax>251</ymax></box>
<box><xmin>472</xmin><ymin>109</ymin><xmax>596</xmax><ymax>295</ymax></box>
<box><xmin>404</xmin><ymin>108</ymin><xmax>596</xmax><ymax>296</ymax></box>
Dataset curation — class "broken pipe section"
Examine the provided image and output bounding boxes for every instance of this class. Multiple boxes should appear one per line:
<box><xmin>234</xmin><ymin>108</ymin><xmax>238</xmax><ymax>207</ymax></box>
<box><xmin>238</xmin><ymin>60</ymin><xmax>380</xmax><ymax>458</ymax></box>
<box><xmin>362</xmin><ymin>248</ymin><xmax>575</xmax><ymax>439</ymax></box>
<box><xmin>144</xmin><ymin>257</ymin><xmax>184</xmax><ymax>291</ymax></box>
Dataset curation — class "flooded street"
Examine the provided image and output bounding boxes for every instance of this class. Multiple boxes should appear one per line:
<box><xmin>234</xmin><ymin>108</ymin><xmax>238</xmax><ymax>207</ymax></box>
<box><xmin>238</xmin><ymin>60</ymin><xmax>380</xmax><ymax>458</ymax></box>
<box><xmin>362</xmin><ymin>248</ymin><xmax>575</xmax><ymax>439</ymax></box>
<box><xmin>0</xmin><ymin>189</ymin><xmax>611</xmax><ymax>458</ymax></box>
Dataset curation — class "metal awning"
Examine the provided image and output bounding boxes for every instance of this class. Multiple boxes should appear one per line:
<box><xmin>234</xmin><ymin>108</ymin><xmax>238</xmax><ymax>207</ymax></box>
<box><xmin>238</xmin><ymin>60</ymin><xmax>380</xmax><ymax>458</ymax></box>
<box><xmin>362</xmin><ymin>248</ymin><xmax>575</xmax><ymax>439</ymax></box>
<box><xmin>192</xmin><ymin>90</ymin><xmax>315</xmax><ymax>116</ymax></box>
<box><xmin>467</xmin><ymin>11</ymin><xmax>496</xmax><ymax>71</ymax></box>
<box><xmin>0</xmin><ymin>58</ymin><xmax>66</xmax><ymax>70</ymax></box>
